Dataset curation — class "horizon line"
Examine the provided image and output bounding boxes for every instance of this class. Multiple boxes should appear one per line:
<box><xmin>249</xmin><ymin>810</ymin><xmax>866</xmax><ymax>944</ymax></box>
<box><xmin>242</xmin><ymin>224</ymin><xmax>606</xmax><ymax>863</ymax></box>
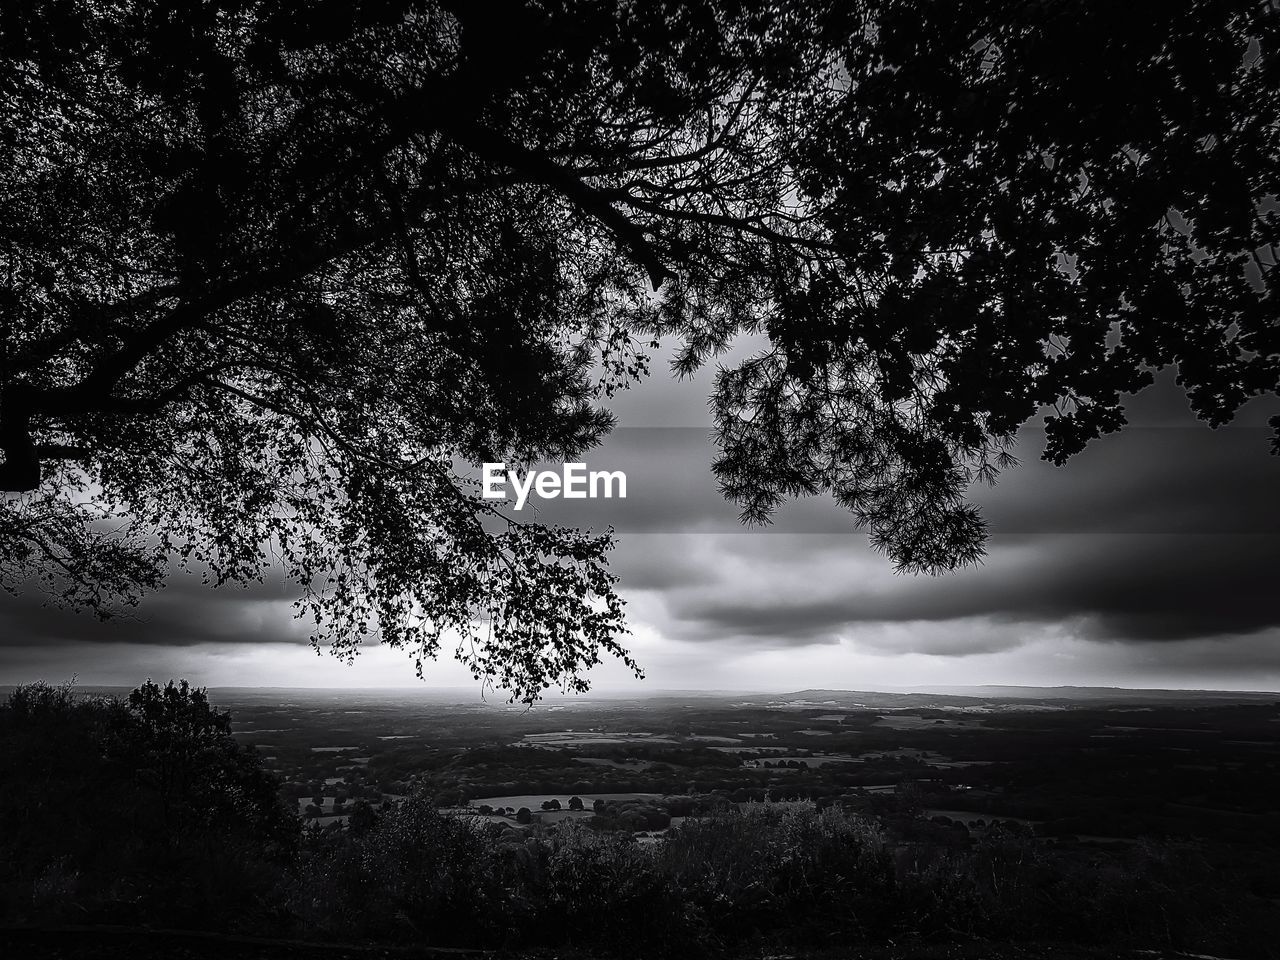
<box><xmin>4</xmin><ymin>681</ymin><xmax>1278</xmax><ymax>697</ymax></box>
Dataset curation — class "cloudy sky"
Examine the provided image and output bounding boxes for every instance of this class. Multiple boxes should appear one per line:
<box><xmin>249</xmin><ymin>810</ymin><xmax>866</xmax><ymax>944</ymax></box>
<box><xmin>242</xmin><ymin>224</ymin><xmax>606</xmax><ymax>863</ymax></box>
<box><xmin>2</xmin><ymin>341</ymin><xmax>1279</xmax><ymax>694</ymax></box>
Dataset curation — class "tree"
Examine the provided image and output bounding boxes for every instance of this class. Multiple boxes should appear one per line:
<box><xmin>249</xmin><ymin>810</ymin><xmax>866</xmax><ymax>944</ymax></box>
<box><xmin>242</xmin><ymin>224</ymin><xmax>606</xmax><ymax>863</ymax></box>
<box><xmin>0</xmin><ymin>680</ymin><xmax>298</xmax><ymax>924</ymax></box>
<box><xmin>124</xmin><ymin>678</ymin><xmax>236</xmax><ymax>821</ymax></box>
<box><xmin>568</xmin><ymin>795</ymin><xmax>584</xmax><ymax>811</ymax></box>
<box><xmin>347</xmin><ymin>798</ymin><xmax>379</xmax><ymax>836</ymax></box>
<box><xmin>121</xmin><ymin>679</ymin><xmax>297</xmax><ymax>846</ymax></box>
<box><xmin>516</xmin><ymin>807</ymin><xmax>533</xmax><ymax>824</ymax></box>
<box><xmin>2</xmin><ymin>2</ymin><xmax>1277</xmax><ymax>697</ymax></box>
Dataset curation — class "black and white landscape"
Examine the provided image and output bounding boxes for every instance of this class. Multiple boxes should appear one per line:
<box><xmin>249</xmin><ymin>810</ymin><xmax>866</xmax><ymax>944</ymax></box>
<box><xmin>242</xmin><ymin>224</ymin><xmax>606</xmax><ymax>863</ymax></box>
<box><xmin>2</xmin><ymin>1</ymin><xmax>1279</xmax><ymax>958</ymax></box>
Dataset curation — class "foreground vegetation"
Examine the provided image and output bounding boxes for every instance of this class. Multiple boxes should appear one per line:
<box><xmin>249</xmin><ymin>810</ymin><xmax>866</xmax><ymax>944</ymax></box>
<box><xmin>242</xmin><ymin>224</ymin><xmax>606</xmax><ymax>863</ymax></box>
<box><xmin>2</xmin><ymin>682</ymin><xmax>1277</xmax><ymax>959</ymax></box>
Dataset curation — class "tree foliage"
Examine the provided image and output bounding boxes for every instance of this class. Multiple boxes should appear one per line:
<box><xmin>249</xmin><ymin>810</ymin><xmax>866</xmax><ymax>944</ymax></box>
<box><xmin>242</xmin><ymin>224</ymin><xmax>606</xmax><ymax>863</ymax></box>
<box><xmin>122</xmin><ymin>678</ymin><xmax>296</xmax><ymax>844</ymax></box>
<box><xmin>0</xmin><ymin>1</ymin><xmax>1276</xmax><ymax>697</ymax></box>
<box><xmin>0</xmin><ymin>680</ymin><xmax>298</xmax><ymax>924</ymax></box>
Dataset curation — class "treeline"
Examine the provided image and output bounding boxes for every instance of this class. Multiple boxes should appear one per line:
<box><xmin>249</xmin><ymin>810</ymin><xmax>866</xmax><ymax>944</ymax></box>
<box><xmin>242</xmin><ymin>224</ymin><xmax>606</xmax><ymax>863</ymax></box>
<box><xmin>2</xmin><ymin>682</ymin><xmax>1277</xmax><ymax>959</ymax></box>
<box><xmin>296</xmin><ymin>798</ymin><xmax>1280</xmax><ymax>958</ymax></box>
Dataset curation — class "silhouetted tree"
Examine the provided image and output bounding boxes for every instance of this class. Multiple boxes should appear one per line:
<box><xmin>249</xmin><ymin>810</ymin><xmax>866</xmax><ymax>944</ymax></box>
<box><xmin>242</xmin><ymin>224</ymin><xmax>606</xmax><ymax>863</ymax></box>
<box><xmin>122</xmin><ymin>679</ymin><xmax>298</xmax><ymax>847</ymax></box>
<box><xmin>0</xmin><ymin>680</ymin><xmax>298</xmax><ymax>925</ymax></box>
<box><xmin>347</xmin><ymin>799</ymin><xmax>378</xmax><ymax>836</ymax></box>
<box><xmin>2</xmin><ymin>2</ymin><xmax>1277</xmax><ymax>695</ymax></box>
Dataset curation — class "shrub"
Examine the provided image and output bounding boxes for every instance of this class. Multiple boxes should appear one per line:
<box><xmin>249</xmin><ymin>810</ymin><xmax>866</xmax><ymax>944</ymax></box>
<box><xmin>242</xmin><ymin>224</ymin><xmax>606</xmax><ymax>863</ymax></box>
<box><xmin>656</xmin><ymin>804</ymin><xmax>894</xmax><ymax>946</ymax></box>
<box><xmin>292</xmin><ymin>798</ymin><xmax>496</xmax><ymax>945</ymax></box>
<box><xmin>497</xmin><ymin>821</ymin><xmax>687</xmax><ymax>953</ymax></box>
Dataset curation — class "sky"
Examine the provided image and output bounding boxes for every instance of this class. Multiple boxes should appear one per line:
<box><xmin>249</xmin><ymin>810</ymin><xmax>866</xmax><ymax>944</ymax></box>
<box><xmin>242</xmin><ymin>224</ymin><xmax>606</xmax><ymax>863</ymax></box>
<box><xmin>3</xmin><ymin>342</ymin><xmax>1280</xmax><ymax>694</ymax></box>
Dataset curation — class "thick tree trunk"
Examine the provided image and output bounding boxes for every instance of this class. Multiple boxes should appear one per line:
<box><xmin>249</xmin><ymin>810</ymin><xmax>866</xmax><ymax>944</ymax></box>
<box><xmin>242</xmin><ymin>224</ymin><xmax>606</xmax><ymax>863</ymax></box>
<box><xmin>0</xmin><ymin>386</ymin><xmax>40</xmax><ymax>492</ymax></box>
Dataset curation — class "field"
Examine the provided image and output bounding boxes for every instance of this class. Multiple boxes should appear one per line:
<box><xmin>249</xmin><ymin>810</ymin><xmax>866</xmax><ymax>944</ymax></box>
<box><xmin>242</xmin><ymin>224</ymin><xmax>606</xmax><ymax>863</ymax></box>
<box><xmin>157</xmin><ymin>684</ymin><xmax>1280</xmax><ymax>850</ymax></box>
<box><xmin>6</xmin><ymin>682</ymin><xmax>1279</xmax><ymax>959</ymax></box>
<box><xmin>468</xmin><ymin>791</ymin><xmax>661</xmax><ymax>809</ymax></box>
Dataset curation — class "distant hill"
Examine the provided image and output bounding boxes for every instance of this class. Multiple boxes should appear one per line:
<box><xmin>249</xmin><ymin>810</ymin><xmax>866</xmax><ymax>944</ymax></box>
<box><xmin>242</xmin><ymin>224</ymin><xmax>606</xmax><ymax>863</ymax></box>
<box><xmin>923</xmin><ymin>684</ymin><xmax>1280</xmax><ymax>701</ymax></box>
<box><xmin>779</xmin><ymin>685</ymin><xmax>1280</xmax><ymax>707</ymax></box>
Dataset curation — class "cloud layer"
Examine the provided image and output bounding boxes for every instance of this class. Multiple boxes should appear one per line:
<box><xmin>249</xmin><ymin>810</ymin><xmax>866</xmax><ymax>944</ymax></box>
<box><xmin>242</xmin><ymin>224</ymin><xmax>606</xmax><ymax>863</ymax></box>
<box><xmin>3</xmin><ymin>365</ymin><xmax>1279</xmax><ymax>691</ymax></box>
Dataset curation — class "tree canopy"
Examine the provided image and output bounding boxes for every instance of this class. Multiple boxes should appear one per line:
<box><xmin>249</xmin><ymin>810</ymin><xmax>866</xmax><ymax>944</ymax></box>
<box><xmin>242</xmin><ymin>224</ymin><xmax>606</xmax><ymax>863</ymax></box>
<box><xmin>1</xmin><ymin>1</ymin><xmax>1277</xmax><ymax>699</ymax></box>
<box><xmin>0</xmin><ymin>680</ymin><xmax>297</xmax><ymax>924</ymax></box>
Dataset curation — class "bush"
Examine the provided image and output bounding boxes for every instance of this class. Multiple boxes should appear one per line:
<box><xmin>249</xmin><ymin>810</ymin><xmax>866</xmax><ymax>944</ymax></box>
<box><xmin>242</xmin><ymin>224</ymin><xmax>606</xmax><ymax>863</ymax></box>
<box><xmin>894</xmin><ymin>828</ymin><xmax>1280</xmax><ymax>957</ymax></box>
<box><xmin>497</xmin><ymin>822</ymin><xmax>687</xmax><ymax>953</ymax></box>
<box><xmin>0</xmin><ymin>680</ymin><xmax>298</xmax><ymax>931</ymax></box>
<box><xmin>292</xmin><ymin>798</ymin><xmax>496</xmax><ymax>945</ymax></box>
<box><xmin>656</xmin><ymin>804</ymin><xmax>894</xmax><ymax>946</ymax></box>
<box><xmin>293</xmin><ymin>799</ymin><xmax>896</xmax><ymax>956</ymax></box>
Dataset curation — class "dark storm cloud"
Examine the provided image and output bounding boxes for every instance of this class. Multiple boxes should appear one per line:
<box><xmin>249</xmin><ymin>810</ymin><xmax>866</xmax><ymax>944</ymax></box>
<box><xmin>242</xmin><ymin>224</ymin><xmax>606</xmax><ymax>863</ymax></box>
<box><xmin>608</xmin><ymin>536</ymin><xmax>724</xmax><ymax>591</ymax></box>
<box><xmin>1109</xmin><ymin>630</ymin><xmax>1280</xmax><ymax>674</ymax></box>
<box><xmin>3</xmin><ymin>360</ymin><xmax>1278</xmax><ymax>676</ymax></box>
<box><xmin>600</xmin><ymin>347</ymin><xmax>1280</xmax><ymax>535</ymax></box>
<box><xmin>975</xmin><ymin>427</ymin><xmax>1280</xmax><ymax>535</ymax></box>
<box><xmin>589</xmin><ymin>366</ymin><xmax>1280</xmax><ymax>652</ymax></box>
<box><xmin>9</xmin><ymin>421</ymin><xmax>1276</xmax><ymax>654</ymax></box>
<box><xmin>1017</xmin><ymin>534</ymin><xmax>1280</xmax><ymax>641</ymax></box>
<box><xmin>0</xmin><ymin>572</ymin><xmax>307</xmax><ymax>647</ymax></box>
<box><xmin>490</xmin><ymin>422</ymin><xmax>1280</xmax><ymax>535</ymax></box>
<box><xmin>634</xmin><ymin>529</ymin><xmax>1280</xmax><ymax>649</ymax></box>
<box><xmin>482</xmin><ymin>351</ymin><xmax>1280</xmax><ymax>538</ymax></box>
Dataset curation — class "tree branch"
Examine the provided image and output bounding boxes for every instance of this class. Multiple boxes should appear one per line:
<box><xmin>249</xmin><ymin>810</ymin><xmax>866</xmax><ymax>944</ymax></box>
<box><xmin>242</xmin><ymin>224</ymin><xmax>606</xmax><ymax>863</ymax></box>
<box><xmin>438</xmin><ymin>118</ymin><xmax>672</xmax><ymax>290</ymax></box>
